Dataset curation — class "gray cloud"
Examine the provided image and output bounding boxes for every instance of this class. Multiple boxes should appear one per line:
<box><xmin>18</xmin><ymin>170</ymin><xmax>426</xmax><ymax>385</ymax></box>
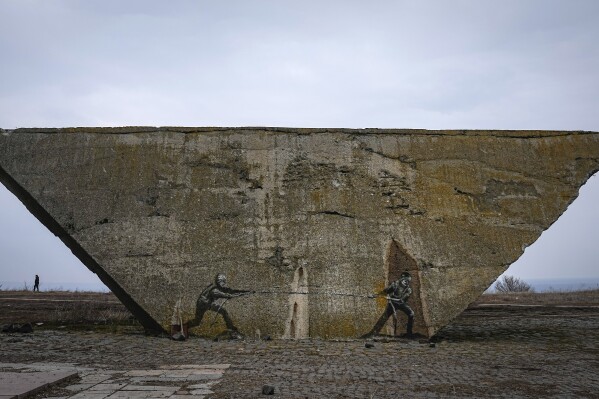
<box><xmin>2</xmin><ymin>1</ymin><xmax>598</xmax><ymax>129</ymax></box>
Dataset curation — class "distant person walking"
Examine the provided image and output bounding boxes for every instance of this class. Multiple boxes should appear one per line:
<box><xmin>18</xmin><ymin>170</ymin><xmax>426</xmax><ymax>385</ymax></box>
<box><xmin>33</xmin><ymin>274</ymin><xmax>40</xmax><ymax>292</ymax></box>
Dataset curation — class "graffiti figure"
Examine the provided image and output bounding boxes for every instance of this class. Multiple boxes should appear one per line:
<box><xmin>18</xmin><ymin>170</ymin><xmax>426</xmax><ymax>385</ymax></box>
<box><xmin>363</xmin><ymin>271</ymin><xmax>414</xmax><ymax>338</ymax></box>
<box><xmin>188</xmin><ymin>273</ymin><xmax>252</xmax><ymax>336</ymax></box>
<box><xmin>33</xmin><ymin>275</ymin><xmax>40</xmax><ymax>292</ymax></box>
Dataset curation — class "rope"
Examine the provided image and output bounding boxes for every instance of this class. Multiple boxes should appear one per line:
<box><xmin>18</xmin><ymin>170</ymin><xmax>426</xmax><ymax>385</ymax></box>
<box><xmin>252</xmin><ymin>290</ymin><xmax>386</xmax><ymax>299</ymax></box>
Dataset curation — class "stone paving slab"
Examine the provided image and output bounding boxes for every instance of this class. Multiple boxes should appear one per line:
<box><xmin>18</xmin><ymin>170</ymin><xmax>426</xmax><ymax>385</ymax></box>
<box><xmin>0</xmin><ymin>363</ymin><xmax>227</xmax><ymax>399</ymax></box>
<box><xmin>121</xmin><ymin>386</ymin><xmax>179</xmax><ymax>392</ymax></box>
<box><xmin>0</xmin><ymin>370</ymin><xmax>77</xmax><ymax>398</ymax></box>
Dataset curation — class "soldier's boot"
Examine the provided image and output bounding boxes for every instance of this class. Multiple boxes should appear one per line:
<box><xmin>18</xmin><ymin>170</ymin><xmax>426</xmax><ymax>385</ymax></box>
<box><xmin>399</xmin><ymin>316</ymin><xmax>417</xmax><ymax>339</ymax></box>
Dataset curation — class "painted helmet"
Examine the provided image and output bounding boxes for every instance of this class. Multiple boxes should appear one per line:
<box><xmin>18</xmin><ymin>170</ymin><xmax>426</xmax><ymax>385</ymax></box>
<box><xmin>215</xmin><ymin>273</ymin><xmax>227</xmax><ymax>284</ymax></box>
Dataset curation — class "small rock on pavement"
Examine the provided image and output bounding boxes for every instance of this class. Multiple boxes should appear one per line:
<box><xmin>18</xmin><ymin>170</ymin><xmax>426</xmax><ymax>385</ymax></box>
<box><xmin>365</xmin><ymin>342</ymin><xmax>375</xmax><ymax>348</ymax></box>
<box><xmin>171</xmin><ymin>332</ymin><xmax>186</xmax><ymax>341</ymax></box>
<box><xmin>262</xmin><ymin>385</ymin><xmax>275</xmax><ymax>395</ymax></box>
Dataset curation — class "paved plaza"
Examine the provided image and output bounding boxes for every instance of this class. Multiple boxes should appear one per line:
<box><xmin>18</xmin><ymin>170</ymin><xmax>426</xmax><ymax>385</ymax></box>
<box><xmin>1</xmin><ymin>305</ymin><xmax>598</xmax><ymax>398</ymax></box>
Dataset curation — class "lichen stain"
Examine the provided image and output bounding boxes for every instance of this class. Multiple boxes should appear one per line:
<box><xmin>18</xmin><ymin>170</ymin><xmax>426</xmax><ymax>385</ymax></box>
<box><xmin>310</xmin><ymin>190</ymin><xmax>321</xmax><ymax>205</ymax></box>
<box><xmin>375</xmin><ymin>281</ymin><xmax>387</xmax><ymax>309</ymax></box>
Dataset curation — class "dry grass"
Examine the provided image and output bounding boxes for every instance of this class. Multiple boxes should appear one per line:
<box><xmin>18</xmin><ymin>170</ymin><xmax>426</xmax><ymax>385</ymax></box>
<box><xmin>50</xmin><ymin>300</ymin><xmax>133</xmax><ymax>324</ymax></box>
<box><xmin>0</xmin><ymin>290</ymin><xmax>137</xmax><ymax>332</ymax></box>
<box><xmin>477</xmin><ymin>289</ymin><xmax>599</xmax><ymax>306</ymax></box>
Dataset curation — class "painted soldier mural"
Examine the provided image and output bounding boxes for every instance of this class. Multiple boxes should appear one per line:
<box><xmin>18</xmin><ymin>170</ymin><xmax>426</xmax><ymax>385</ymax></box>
<box><xmin>363</xmin><ymin>271</ymin><xmax>415</xmax><ymax>338</ymax></box>
<box><xmin>188</xmin><ymin>273</ymin><xmax>252</xmax><ymax>337</ymax></box>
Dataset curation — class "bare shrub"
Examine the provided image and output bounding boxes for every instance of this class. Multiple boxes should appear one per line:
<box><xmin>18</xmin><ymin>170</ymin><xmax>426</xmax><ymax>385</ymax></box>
<box><xmin>495</xmin><ymin>275</ymin><xmax>534</xmax><ymax>293</ymax></box>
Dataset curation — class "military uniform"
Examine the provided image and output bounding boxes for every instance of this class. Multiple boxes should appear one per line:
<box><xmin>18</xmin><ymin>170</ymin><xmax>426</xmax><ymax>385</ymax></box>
<box><xmin>365</xmin><ymin>275</ymin><xmax>415</xmax><ymax>337</ymax></box>
<box><xmin>188</xmin><ymin>275</ymin><xmax>250</xmax><ymax>331</ymax></box>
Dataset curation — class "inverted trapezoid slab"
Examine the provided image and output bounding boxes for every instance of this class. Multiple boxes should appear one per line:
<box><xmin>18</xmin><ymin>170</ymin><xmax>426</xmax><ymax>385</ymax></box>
<box><xmin>1</xmin><ymin>127</ymin><xmax>598</xmax><ymax>338</ymax></box>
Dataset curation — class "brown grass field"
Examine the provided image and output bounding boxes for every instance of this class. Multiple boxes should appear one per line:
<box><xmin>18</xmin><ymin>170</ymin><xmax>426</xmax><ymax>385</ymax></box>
<box><xmin>0</xmin><ymin>290</ymin><xmax>137</xmax><ymax>332</ymax></box>
<box><xmin>474</xmin><ymin>289</ymin><xmax>599</xmax><ymax>306</ymax></box>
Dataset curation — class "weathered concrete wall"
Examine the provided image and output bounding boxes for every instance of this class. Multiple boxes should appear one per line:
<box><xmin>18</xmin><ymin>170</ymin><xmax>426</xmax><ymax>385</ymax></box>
<box><xmin>1</xmin><ymin>127</ymin><xmax>598</xmax><ymax>338</ymax></box>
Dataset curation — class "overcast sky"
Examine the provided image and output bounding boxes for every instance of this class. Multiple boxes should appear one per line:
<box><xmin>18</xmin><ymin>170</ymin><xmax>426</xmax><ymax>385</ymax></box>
<box><xmin>1</xmin><ymin>1</ymin><xmax>598</xmax><ymax>289</ymax></box>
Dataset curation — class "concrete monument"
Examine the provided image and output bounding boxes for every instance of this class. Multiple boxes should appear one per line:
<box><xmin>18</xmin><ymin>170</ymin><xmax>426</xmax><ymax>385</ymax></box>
<box><xmin>1</xmin><ymin>127</ymin><xmax>597</xmax><ymax>338</ymax></box>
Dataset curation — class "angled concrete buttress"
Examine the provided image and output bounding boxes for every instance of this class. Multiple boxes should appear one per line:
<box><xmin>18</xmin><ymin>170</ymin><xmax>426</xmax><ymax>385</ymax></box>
<box><xmin>1</xmin><ymin>127</ymin><xmax>598</xmax><ymax>338</ymax></box>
